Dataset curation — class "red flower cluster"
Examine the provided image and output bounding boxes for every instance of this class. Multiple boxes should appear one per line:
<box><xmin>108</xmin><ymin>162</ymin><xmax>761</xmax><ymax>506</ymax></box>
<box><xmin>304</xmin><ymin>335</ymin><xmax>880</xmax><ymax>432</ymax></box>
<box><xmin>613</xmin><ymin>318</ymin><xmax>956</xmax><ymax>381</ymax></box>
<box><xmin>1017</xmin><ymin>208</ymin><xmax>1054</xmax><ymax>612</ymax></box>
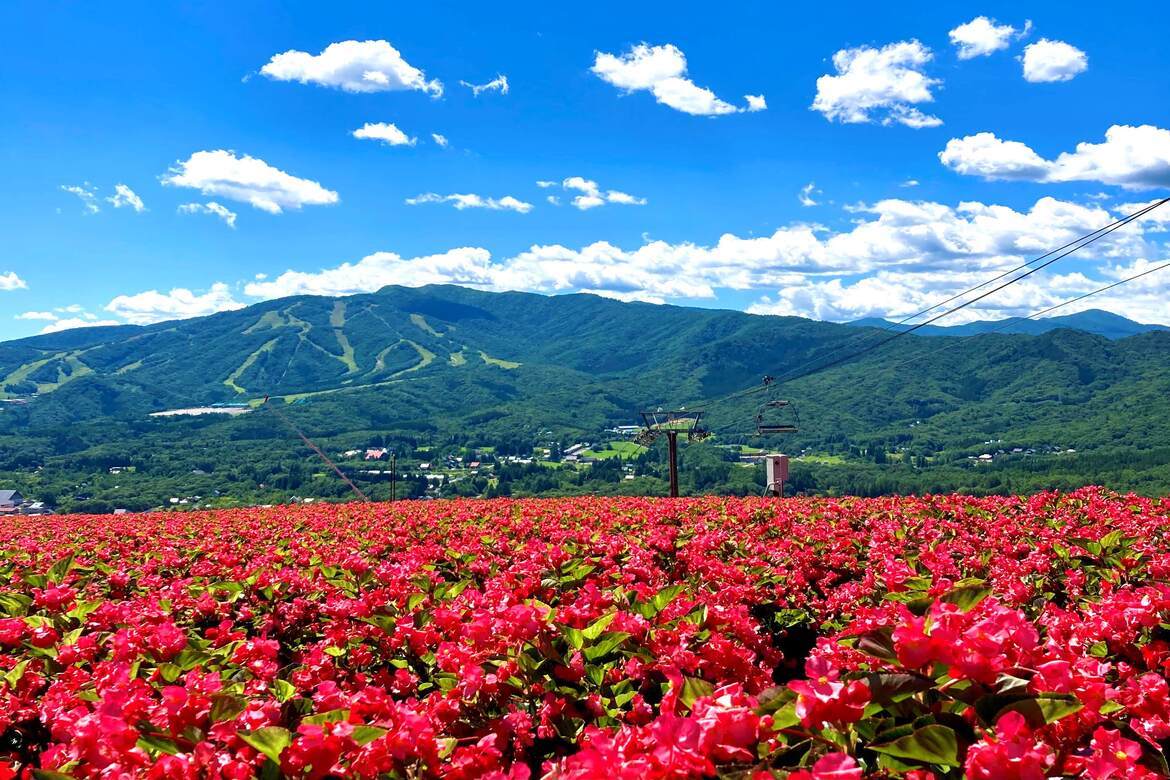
<box><xmin>0</xmin><ymin>488</ymin><xmax>1165</xmax><ymax>777</ymax></box>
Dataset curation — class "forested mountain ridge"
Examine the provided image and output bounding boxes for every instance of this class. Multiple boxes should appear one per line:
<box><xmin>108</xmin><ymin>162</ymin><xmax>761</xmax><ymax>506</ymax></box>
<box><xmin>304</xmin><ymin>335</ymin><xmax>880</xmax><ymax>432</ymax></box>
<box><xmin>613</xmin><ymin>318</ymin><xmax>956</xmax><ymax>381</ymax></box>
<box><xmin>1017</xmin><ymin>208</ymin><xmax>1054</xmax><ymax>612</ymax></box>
<box><xmin>2</xmin><ymin>284</ymin><xmax>1169</xmax><ymax>509</ymax></box>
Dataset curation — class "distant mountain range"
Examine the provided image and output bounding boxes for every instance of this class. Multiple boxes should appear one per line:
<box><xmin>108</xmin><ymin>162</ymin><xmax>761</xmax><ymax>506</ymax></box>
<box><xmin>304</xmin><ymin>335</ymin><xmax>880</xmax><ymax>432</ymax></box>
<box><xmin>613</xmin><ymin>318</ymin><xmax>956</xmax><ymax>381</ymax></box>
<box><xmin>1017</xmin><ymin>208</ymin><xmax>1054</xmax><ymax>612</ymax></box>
<box><xmin>2</xmin><ymin>286</ymin><xmax>1169</xmax><ymax>500</ymax></box>
<box><xmin>848</xmin><ymin>309</ymin><xmax>1168</xmax><ymax>340</ymax></box>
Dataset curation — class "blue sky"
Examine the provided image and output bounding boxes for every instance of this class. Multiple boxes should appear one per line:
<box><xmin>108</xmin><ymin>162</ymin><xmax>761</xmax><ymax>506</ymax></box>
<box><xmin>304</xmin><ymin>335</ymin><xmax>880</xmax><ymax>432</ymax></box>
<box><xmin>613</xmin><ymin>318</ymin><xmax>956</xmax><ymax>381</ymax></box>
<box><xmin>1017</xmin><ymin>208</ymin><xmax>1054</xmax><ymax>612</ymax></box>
<box><xmin>2</xmin><ymin>0</ymin><xmax>1169</xmax><ymax>340</ymax></box>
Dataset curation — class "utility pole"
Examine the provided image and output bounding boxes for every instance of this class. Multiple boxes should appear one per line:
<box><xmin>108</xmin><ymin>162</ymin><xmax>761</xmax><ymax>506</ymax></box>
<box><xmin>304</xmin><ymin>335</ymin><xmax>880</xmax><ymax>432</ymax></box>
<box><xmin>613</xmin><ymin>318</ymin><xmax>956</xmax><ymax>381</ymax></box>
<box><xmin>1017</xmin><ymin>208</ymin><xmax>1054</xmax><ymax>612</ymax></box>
<box><xmin>665</xmin><ymin>430</ymin><xmax>680</xmax><ymax>498</ymax></box>
<box><xmin>390</xmin><ymin>452</ymin><xmax>397</xmax><ymax>502</ymax></box>
<box><xmin>638</xmin><ymin>410</ymin><xmax>708</xmax><ymax>499</ymax></box>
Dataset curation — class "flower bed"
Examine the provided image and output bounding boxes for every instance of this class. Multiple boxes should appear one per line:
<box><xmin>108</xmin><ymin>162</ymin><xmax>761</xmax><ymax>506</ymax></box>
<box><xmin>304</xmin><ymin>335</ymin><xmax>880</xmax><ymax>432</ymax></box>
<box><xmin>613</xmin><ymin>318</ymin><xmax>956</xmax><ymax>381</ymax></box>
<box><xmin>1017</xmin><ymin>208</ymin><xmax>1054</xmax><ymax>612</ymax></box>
<box><xmin>0</xmin><ymin>488</ymin><xmax>1168</xmax><ymax>777</ymax></box>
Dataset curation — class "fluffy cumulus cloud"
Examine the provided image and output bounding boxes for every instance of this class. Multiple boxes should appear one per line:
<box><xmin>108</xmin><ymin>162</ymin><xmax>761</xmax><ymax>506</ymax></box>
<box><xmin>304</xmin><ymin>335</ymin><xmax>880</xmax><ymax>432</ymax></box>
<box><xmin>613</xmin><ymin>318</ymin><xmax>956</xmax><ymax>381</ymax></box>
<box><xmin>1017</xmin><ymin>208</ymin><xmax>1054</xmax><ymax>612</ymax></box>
<box><xmin>351</xmin><ymin>122</ymin><xmax>417</xmax><ymax>147</ymax></box>
<box><xmin>244</xmin><ymin>248</ymin><xmax>499</xmax><ymax>299</ymax></box>
<box><xmin>459</xmin><ymin>75</ymin><xmax>509</xmax><ymax>96</ymax></box>
<box><xmin>431</xmin><ymin>133</ymin><xmax>449</xmax><ymax>148</ymax></box>
<box><xmin>812</xmin><ymin>40</ymin><xmax>942</xmax><ymax>128</ymax></box>
<box><xmin>105</xmin><ymin>283</ymin><xmax>244</xmax><ymax>325</ymax></box>
<box><xmin>404</xmin><ymin>193</ymin><xmax>533</xmax><ymax>213</ymax></box>
<box><xmin>591</xmin><ymin>43</ymin><xmax>763</xmax><ymax>116</ymax></box>
<box><xmin>259</xmin><ymin>40</ymin><xmax>442</xmax><ymax>95</ymax></box>
<box><xmin>1</xmin><ymin>272</ymin><xmax>28</xmax><ymax>291</ymax></box>
<box><xmin>1022</xmin><ymin>39</ymin><xmax>1088</xmax><ymax>82</ymax></box>
<box><xmin>107</xmin><ymin>183</ymin><xmax>146</xmax><ymax>212</ymax></box>
<box><xmin>162</xmin><ymin>150</ymin><xmax>339</xmax><ymax>214</ymax></box>
<box><xmin>948</xmin><ymin>16</ymin><xmax>1021</xmax><ymax>59</ymax></box>
<box><xmin>241</xmin><ymin>195</ymin><xmax>1170</xmax><ymax>323</ymax></box>
<box><xmin>543</xmin><ymin>177</ymin><xmax>647</xmax><ymax>210</ymax></box>
<box><xmin>940</xmin><ymin>124</ymin><xmax>1170</xmax><ymax>190</ymax></box>
<box><xmin>178</xmin><ymin>201</ymin><xmax>238</xmax><ymax>228</ymax></box>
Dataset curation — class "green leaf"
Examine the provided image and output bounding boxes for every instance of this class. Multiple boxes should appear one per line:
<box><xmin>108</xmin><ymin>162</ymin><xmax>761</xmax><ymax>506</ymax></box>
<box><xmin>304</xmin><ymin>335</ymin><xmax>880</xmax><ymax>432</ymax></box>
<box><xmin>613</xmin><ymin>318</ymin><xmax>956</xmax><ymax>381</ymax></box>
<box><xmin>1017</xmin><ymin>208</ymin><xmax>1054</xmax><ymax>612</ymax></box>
<box><xmin>158</xmin><ymin>663</ymin><xmax>182</xmax><ymax>683</ymax></box>
<box><xmin>582</xmin><ymin>613</ymin><xmax>617</xmax><ymax>641</ymax></box>
<box><xmin>562</xmin><ymin>626</ymin><xmax>584</xmax><ymax>651</ymax></box>
<box><xmin>238</xmin><ymin>727</ymin><xmax>291</xmax><ymax>763</ymax></box>
<box><xmin>940</xmin><ymin>579</ymin><xmax>991</xmax><ymax>613</ymax></box>
<box><xmin>678</xmin><ymin>677</ymin><xmax>715</xmax><ymax>709</ymax></box>
<box><xmin>0</xmin><ymin>592</ymin><xmax>32</xmax><ymax>616</ymax></box>
<box><xmin>995</xmin><ymin>694</ymin><xmax>1083</xmax><ymax>727</ymax></box>
<box><xmin>351</xmin><ymin>725</ymin><xmax>388</xmax><ymax>746</ymax></box>
<box><xmin>323</xmin><ymin>645</ymin><xmax>346</xmax><ymax>657</ymax></box>
<box><xmin>406</xmin><ymin>593</ymin><xmax>427</xmax><ymax>611</ymax></box>
<box><xmin>4</xmin><ymin>659</ymin><xmax>30</xmax><ymax>688</ymax></box>
<box><xmin>582</xmin><ymin>631</ymin><xmax>631</xmax><ymax>662</ymax></box>
<box><xmin>137</xmin><ymin>733</ymin><xmax>180</xmax><ymax>755</ymax></box>
<box><xmin>273</xmin><ymin>679</ymin><xmax>297</xmax><ymax>703</ymax></box>
<box><xmin>47</xmin><ymin>554</ymin><xmax>74</xmax><ymax>585</ymax></box>
<box><xmin>211</xmin><ymin>693</ymin><xmax>248</xmax><ymax>722</ymax></box>
<box><xmin>864</xmin><ymin>672</ymin><xmax>933</xmax><ymax>705</ymax></box>
<box><xmin>847</xmin><ymin>627</ymin><xmax>898</xmax><ymax>663</ymax></box>
<box><xmin>301</xmin><ymin>709</ymin><xmax>350</xmax><ymax>725</ymax></box>
<box><xmin>652</xmin><ymin>584</ymin><xmax>686</xmax><ymax>613</ymax></box>
<box><xmin>32</xmin><ymin>771</ymin><xmax>76</xmax><ymax>780</ymax></box>
<box><xmin>870</xmin><ymin>724</ymin><xmax>960</xmax><ymax>767</ymax></box>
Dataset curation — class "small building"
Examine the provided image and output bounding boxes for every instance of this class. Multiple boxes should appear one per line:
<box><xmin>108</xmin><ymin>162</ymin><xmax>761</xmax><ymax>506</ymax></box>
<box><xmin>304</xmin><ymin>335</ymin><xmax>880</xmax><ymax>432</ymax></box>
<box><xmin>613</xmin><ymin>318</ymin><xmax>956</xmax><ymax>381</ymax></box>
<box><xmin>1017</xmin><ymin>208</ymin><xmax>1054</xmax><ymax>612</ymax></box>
<box><xmin>0</xmin><ymin>490</ymin><xmax>23</xmax><ymax>510</ymax></box>
<box><xmin>365</xmin><ymin>448</ymin><xmax>388</xmax><ymax>461</ymax></box>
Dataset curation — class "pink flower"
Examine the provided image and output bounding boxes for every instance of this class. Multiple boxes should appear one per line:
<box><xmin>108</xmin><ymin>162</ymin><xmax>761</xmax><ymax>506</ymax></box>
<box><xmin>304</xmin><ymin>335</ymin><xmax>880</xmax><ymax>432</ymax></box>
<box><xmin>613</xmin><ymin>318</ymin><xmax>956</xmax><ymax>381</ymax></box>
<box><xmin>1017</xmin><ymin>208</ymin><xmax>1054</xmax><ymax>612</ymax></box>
<box><xmin>965</xmin><ymin>711</ymin><xmax>1055</xmax><ymax>780</ymax></box>
<box><xmin>788</xmin><ymin>657</ymin><xmax>870</xmax><ymax>728</ymax></box>
<box><xmin>789</xmin><ymin>752</ymin><xmax>863</xmax><ymax>780</ymax></box>
<box><xmin>1085</xmin><ymin>727</ymin><xmax>1150</xmax><ymax>779</ymax></box>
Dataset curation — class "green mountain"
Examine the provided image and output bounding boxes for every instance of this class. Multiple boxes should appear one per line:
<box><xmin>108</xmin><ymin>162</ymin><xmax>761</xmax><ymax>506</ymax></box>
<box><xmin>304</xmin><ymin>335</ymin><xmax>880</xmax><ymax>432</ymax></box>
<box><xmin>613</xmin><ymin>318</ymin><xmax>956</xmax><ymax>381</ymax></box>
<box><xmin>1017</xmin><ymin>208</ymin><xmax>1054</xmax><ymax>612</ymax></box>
<box><xmin>2</xmin><ymin>284</ymin><xmax>1169</xmax><ymax>508</ymax></box>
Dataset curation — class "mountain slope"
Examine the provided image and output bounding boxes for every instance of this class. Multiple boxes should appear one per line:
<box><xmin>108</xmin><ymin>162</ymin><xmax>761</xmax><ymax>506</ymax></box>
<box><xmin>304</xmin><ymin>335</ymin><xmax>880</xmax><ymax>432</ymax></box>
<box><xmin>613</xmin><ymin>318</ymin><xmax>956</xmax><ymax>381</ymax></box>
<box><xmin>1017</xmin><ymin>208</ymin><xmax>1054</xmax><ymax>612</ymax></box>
<box><xmin>2</xmin><ymin>285</ymin><xmax>1169</xmax><ymax>507</ymax></box>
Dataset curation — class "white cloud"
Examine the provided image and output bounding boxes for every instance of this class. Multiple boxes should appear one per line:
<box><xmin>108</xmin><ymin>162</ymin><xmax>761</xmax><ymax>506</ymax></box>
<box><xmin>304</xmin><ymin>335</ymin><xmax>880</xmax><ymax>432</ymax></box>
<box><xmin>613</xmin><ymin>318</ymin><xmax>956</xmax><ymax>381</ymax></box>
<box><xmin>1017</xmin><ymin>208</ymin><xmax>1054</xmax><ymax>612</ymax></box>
<box><xmin>548</xmin><ymin>177</ymin><xmax>647</xmax><ymax>210</ymax></box>
<box><xmin>16</xmin><ymin>311</ymin><xmax>55</xmax><ymax>320</ymax></box>
<box><xmin>1</xmin><ymin>272</ymin><xmax>27</xmax><ymax>291</ymax></box>
<box><xmin>259</xmin><ymin>40</ymin><xmax>442</xmax><ymax>96</ymax></box>
<box><xmin>162</xmin><ymin>150</ymin><xmax>339</xmax><ymax>214</ymax></box>
<box><xmin>900</xmin><ymin>179</ymin><xmax>920</xmax><ymax>188</ymax></box>
<box><xmin>798</xmin><ymin>182</ymin><xmax>820</xmax><ymax>207</ymax></box>
<box><xmin>459</xmin><ymin>74</ymin><xmax>509</xmax><ymax>96</ymax></box>
<box><xmin>591</xmin><ymin>43</ymin><xmax>762</xmax><ymax>116</ymax></box>
<box><xmin>61</xmin><ymin>184</ymin><xmax>100</xmax><ymax>214</ymax></box>
<box><xmin>245</xmin><ymin>248</ymin><xmax>499</xmax><ymax>299</ymax></box>
<box><xmin>1022</xmin><ymin>39</ymin><xmax>1087</xmax><ymax>83</ymax></box>
<box><xmin>105</xmin><ymin>283</ymin><xmax>244</xmax><ymax>325</ymax></box>
<box><xmin>1116</xmin><ymin>200</ymin><xmax>1170</xmax><ymax>232</ymax></box>
<box><xmin>404</xmin><ymin>193</ymin><xmax>533</xmax><ymax>213</ymax></box>
<box><xmin>812</xmin><ymin>40</ymin><xmax>942</xmax><ymax>128</ymax></box>
<box><xmin>107</xmin><ymin>183</ymin><xmax>146</xmax><ymax>212</ymax></box>
<box><xmin>948</xmin><ymin>17</ymin><xmax>1019</xmax><ymax>59</ymax></box>
<box><xmin>178</xmin><ymin>201</ymin><xmax>238</xmax><ymax>228</ymax></box>
<box><xmin>940</xmin><ymin>125</ymin><xmax>1170</xmax><ymax>190</ymax></box>
<box><xmin>39</xmin><ymin>317</ymin><xmax>121</xmax><ymax>334</ymax></box>
<box><xmin>242</xmin><ymin>195</ymin><xmax>1165</xmax><ymax>324</ymax></box>
<box><xmin>352</xmin><ymin>122</ymin><xmax>417</xmax><ymax>147</ymax></box>
<box><xmin>431</xmin><ymin>133</ymin><xmax>449</xmax><ymax>148</ymax></box>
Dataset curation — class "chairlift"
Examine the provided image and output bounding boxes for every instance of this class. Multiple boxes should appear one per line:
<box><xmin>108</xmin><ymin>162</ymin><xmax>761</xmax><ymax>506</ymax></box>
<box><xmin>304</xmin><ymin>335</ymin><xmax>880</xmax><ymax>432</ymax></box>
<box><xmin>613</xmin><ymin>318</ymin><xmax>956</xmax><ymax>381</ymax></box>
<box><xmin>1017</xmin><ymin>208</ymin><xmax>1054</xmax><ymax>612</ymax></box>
<box><xmin>755</xmin><ymin>400</ymin><xmax>799</xmax><ymax>435</ymax></box>
<box><xmin>754</xmin><ymin>376</ymin><xmax>799</xmax><ymax>435</ymax></box>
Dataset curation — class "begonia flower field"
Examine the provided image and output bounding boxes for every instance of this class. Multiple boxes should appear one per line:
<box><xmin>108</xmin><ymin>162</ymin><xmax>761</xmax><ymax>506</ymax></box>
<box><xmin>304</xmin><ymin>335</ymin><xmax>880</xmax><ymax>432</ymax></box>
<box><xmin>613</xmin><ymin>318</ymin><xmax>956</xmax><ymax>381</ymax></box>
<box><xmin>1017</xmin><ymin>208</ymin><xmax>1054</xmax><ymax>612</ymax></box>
<box><xmin>2</xmin><ymin>488</ymin><xmax>1170</xmax><ymax>778</ymax></box>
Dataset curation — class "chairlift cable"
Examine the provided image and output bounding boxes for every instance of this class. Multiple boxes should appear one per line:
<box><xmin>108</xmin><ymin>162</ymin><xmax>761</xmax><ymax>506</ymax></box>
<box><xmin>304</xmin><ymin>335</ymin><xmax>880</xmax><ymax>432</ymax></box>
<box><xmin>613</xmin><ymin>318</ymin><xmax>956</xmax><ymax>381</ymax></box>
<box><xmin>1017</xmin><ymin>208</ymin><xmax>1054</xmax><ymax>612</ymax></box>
<box><xmin>689</xmin><ymin>197</ymin><xmax>1168</xmax><ymax>416</ymax></box>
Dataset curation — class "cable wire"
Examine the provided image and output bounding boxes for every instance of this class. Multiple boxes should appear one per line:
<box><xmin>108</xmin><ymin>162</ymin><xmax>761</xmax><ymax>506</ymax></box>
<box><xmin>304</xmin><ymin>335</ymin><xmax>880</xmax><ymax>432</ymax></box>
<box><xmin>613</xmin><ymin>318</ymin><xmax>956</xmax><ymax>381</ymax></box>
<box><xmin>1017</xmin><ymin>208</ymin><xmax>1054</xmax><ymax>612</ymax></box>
<box><xmin>261</xmin><ymin>395</ymin><xmax>371</xmax><ymax>502</ymax></box>
<box><xmin>689</xmin><ymin>197</ymin><xmax>1168</xmax><ymax>414</ymax></box>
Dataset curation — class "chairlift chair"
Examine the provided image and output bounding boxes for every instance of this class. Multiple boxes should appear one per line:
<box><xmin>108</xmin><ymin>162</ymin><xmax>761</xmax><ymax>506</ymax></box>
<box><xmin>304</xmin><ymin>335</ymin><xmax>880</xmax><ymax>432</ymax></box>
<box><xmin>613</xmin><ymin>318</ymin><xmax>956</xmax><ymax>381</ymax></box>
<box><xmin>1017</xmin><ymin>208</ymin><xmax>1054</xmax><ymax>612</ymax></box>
<box><xmin>755</xmin><ymin>399</ymin><xmax>799</xmax><ymax>435</ymax></box>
